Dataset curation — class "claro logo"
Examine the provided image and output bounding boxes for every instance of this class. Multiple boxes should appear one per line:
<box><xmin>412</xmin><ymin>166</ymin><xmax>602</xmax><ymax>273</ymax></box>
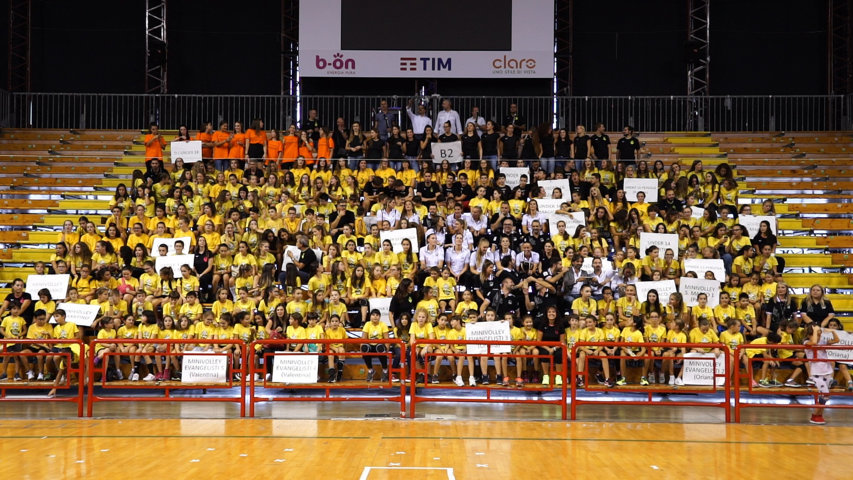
<box><xmin>492</xmin><ymin>55</ymin><xmax>536</xmax><ymax>70</ymax></box>
<box><xmin>315</xmin><ymin>53</ymin><xmax>356</xmax><ymax>72</ymax></box>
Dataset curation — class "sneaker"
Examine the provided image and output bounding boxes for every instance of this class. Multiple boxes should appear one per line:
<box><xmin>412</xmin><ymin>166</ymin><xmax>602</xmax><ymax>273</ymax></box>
<box><xmin>751</xmin><ymin>379</ymin><xmax>759</xmax><ymax>388</ymax></box>
<box><xmin>380</xmin><ymin>370</ymin><xmax>389</xmax><ymax>382</ymax></box>
<box><xmin>14</xmin><ymin>374</ymin><xmax>21</xmax><ymax>381</ymax></box>
<box><xmin>37</xmin><ymin>372</ymin><xmax>45</xmax><ymax>381</ymax></box>
<box><xmin>163</xmin><ymin>369</ymin><xmax>171</xmax><ymax>381</ymax></box>
<box><xmin>784</xmin><ymin>379</ymin><xmax>802</xmax><ymax>388</ymax></box>
<box><xmin>759</xmin><ymin>378</ymin><xmax>771</xmax><ymax>388</ymax></box>
<box><xmin>26</xmin><ymin>371</ymin><xmax>35</xmax><ymax>381</ymax></box>
<box><xmin>809</xmin><ymin>414</ymin><xmax>826</xmax><ymax>425</ymax></box>
<box><xmin>616</xmin><ymin>377</ymin><xmax>626</xmax><ymax>386</ymax></box>
<box><xmin>640</xmin><ymin>376</ymin><xmax>649</xmax><ymax>386</ymax></box>
<box><xmin>668</xmin><ymin>376</ymin><xmax>676</xmax><ymax>386</ymax></box>
<box><xmin>675</xmin><ymin>378</ymin><xmax>684</xmax><ymax>386</ymax></box>
<box><xmin>430</xmin><ymin>374</ymin><xmax>439</xmax><ymax>384</ymax></box>
<box><xmin>43</xmin><ymin>373</ymin><xmax>54</xmax><ymax>382</ymax></box>
<box><xmin>265</xmin><ymin>373</ymin><xmax>271</xmax><ymax>381</ymax></box>
<box><xmin>648</xmin><ymin>374</ymin><xmax>656</xmax><ymax>385</ymax></box>
<box><xmin>415</xmin><ymin>373</ymin><xmax>424</xmax><ymax>384</ymax></box>
<box><xmin>105</xmin><ymin>369</ymin><xmax>116</xmax><ymax>382</ymax></box>
<box><xmin>391</xmin><ymin>374</ymin><xmax>400</xmax><ymax>383</ymax></box>
<box><xmin>336</xmin><ymin>369</ymin><xmax>344</xmax><ymax>382</ymax></box>
<box><xmin>253</xmin><ymin>373</ymin><xmax>261</xmax><ymax>382</ymax></box>
<box><xmin>468</xmin><ymin>376</ymin><xmax>477</xmax><ymax>387</ymax></box>
<box><xmin>658</xmin><ymin>372</ymin><xmax>665</xmax><ymax>384</ymax></box>
<box><xmin>604</xmin><ymin>378</ymin><xmax>615</xmax><ymax>388</ymax></box>
<box><xmin>770</xmin><ymin>379</ymin><xmax>784</xmax><ymax>388</ymax></box>
<box><xmin>515</xmin><ymin>377</ymin><xmax>524</xmax><ymax>387</ymax></box>
<box><xmin>577</xmin><ymin>376</ymin><xmax>585</xmax><ymax>389</ymax></box>
<box><xmin>806</xmin><ymin>378</ymin><xmax>816</xmax><ymax>386</ymax></box>
<box><xmin>847</xmin><ymin>381</ymin><xmax>853</xmax><ymax>392</ymax></box>
<box><xmin>555</xmin><ymin>375</ymin><xmax>563</xmax><ymax>386</ymax></box>
<box><xmin>0</xmin><ymin>373</ymin><xmax>6</xmax><ymax>381</ymax></box>
<box><xmin>327</xmin><ymin>368</ymin><xmax>336</xmax><ymax>383</ymax></box>
<box><xmin>454</xmin><ymin>376</ymin><xmax>464</xmax><ymax>387</ymax></box>
<box><xmin>130</xmin><ymin>372</ymin><xmax>140</xmax><ymax>382</ymax></box>
<box><xmin>366</xmin><ymin>369</ymin><xmax>375</xmax><ymax>382</ymax></box>
<box><xmin>595</xmin><ymin>372</ymin><xmax>606</xmax><ymax>385</ymax></box>
<box><xmin>174</xmin><ymin>372</ymin><xmax>183</xmax><ymax>381</ymax></box>
<box><xmin>541</xmin><ymin>374</ymin><xmax>550</xmax><ymax>385</ymax></box>
<box><xmin>502</xmin><ymin>376</ymin><xmax>510</xmax><ymax>386</ymax></box>
<box><xmin>115</xmin><ymin>370</ymin><xmax>124</xmax><ymax>381</ymax></box>
<box><xmin>142</xmin><ymin>373</ymin><xmax>156</xmax><ymax>382</ymax></box>
<box><xmin>480</xmin><ymin>375</ymin><xmax>489</xmax><ymax>385</ymax></box>
<box><xmin>58</xmin><ymin>374</ymin><xmax>66</xmax><ymax>384</ymax></box>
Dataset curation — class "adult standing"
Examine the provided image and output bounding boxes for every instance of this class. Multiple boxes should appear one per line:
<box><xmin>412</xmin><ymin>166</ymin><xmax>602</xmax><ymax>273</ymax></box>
<box><xmin>590</xmin><ymin>123</ymin><xmax>611</xmax><ymax>165</ymax></box>
<box><xmin>406</xmin><ymin>100</ymin><xmax>433</xmax><ymax>140</ymax></box>
<box><xmin>245</xmin><ymin>119</ymin><xmax>267</xmax><ymax>162</ymax></box>
<box><xmin>465</xmin><ymin>106</ymin><xmax>487</xmax><ymax>135</ymax></box>
<box><xmin>332</xmin><ymin>117</ymin><xmax>349</xmax><ymax>159</ymax></box>
<box><xmin>435</xmin><ymin>99</ymin><xmax>462</xmax><ymax>135</ymax></box>
<box><xmin>481</xmin><ymin>120</ymin><xmax>500</xmax><ymax>169</ymax></box>
<box><xmin>301</xmin><ymin>109</ymin><xmax>321</xmax><ymax>145</ymax></box>
<box><xmin>503</xmin><ymin>103</ymin><xmax>526</xmax><ymax>136</ymax></box>
<box><xmin>571</xmin><ymin>125</ymin><xmax>590</xmax><ymax>173</ymax></box>
<box><xmin>144</xmin><ymin>123</ymin><xmax>166</xmax><ymax>169</ymax></box>
<box><xmin>616</xmin><ymin>125</ymin><xmax>641</xmax><ymax>166</ymax></box>
<box><xmin>374</xmin><ymin>99</ymin><xmax>396</xmax><ymax>141</ymax></box>
<box><xmin>195</xmin><ymin>122</ymin><xmax>214</xmax><ymax>163</ymax></box>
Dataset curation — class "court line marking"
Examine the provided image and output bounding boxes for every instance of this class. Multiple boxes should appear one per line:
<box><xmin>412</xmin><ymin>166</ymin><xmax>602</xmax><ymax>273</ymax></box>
<box><xmin>360</xmin><ymin>467</ymin><xmax>455</xmax><ymax>480</ymax></box>
<box><xmin>380</xmin><ymin>436</ymin><xmax>853</xmax><ymax>447</ymax></box>
<box><xmin>0</xmin><ymin>435</ymin><xmax>370</xmax><ymax>440</ymax></box>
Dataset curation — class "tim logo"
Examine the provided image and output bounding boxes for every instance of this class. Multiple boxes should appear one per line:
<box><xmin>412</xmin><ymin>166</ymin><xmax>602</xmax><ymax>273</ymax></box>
<box><xmin>315</xmin><ymin>53</ymin><xmax>356</xmax><ymax>71</ymax></box>
<box><xmin>399</xmin><ymin>57</ymin><xmax>452</xmax><ymax>71</ymax></box>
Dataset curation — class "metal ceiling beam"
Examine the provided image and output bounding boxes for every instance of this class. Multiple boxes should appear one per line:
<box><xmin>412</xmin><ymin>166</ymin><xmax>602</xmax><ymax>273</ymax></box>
<box><xmin>7</xmin><ymin>0</ymin><xmax>31</xmax><ymax>92</ymax></box>
<box><xmin>145</xmin><ymin>0</ymin><xmax>167</xmax><ymax>94</ymax></box>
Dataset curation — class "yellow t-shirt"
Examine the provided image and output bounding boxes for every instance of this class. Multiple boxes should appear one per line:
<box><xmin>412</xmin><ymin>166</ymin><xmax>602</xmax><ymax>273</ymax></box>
<box><xmin>362</xmin><ymin>321</ymin><xmax>389</xmax><ymax>341</ymax></box>
<box><xmin>1</xmin><ymin>316</ymin><xmax>26</xmax><ymax>339</ymax></box>
<box><xmin>436</xmin><ymin>277</ymin><xmax>457</xmax><ymax>301</ymax></box>
<box><xmin>719</xmin><ymin>330</ymin><xmax>744</xmax><ymax>350</ymax></box>
<box><xmin>571</xmin><ymin>297</ymin><xmax>598</xmax><ymax>316</ymax></box>
<box><xmin>454</xmin><ymin>300</ymin><xmax>478</xmax><ymax>315</ymax></box>
<box><xmin>620</xmin><ymin>327</ymin><xmax>644</xmax><ymax>352</ymax></box>
<box><xmin>409</xmin><ymin>322</ymin><xmax>435</xmax><ymax>340</ymax></box>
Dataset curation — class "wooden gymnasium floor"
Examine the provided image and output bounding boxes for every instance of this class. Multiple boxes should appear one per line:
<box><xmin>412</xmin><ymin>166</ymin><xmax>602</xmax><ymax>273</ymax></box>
<box><xmin>1</xmin><ymin>418</ymin><xmax>851</xmax><ymax>479</ymax></box>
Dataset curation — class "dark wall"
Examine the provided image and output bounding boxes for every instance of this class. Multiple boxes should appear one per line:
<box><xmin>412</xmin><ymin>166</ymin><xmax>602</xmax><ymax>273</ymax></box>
<box><xmin>7</xmin><ymin>0</ymin><xmax>830</xmax><ymax>96</ymax></box>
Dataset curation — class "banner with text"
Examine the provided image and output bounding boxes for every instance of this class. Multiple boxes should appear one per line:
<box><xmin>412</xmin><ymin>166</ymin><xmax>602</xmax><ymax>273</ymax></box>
<box><xmin>465</xmin><ymin>321</ymin><xmax>512</xmax><ymax>354</ymax></box>
<box><xmin>683</xmin><ymin>258</ymin><xmax>726</xmax><ymax>282</ymax></box>
<box><xmin>55</xmin><ymin>302</ymin><xmax>100</xmax><ymax>327</ymax></box>
<box><xmin>431</xmin><ymin>141</ymin><xmax>463</xmax><ymax>164</ymax></box>
<box><xmin>26</xmin><ymin>274</ymin><xmax>70</xmax><ymax>301</ymax></box>
<box><xmin>639</xmin><ymin>233</ymin><xmax>679</xmax><ymax>259</ymax></box>
<box><xmin>169</xmin><ymin>140</ymin><xmax>203</xmax><ymax>163</ymax></box>
<box><xmin>380</xmin><ymin>228</ymin><xmax>419</xmax><ymax>253</ymax></box>
<box><xmin>635</xmin><ymin>280</ymin><xmax>678</xmax><ymax>306</ymax></box>
<box><xmin>181</xmin><ymin>353</ymin><xmax>229</xmax><ymax>383</ymax></box>
<box><xmin>545</xmin><ymin>212</ymin><xmax>586</xmax><ymax>235</ymax></box>
<box><xmin>682</xmin><ymin>352</ymin><xmax>726</xmax><ymax>386</ymax></box>
<box><xmin>680</xmin><ymin>277</ymin><xmax>721</xmax><ymax>308</ymax></box>
<box><xmin>738</xmin><ymin>215</ymin><xmax>777</xmax><ymax>237</ymax></box>
<box><xmin>151</xmin><ymin>237</ymin><xmax>193</xmax><ymax>257</ymax></box>
<box><xmin>272</xmin><ymin>353</ymin><xmax>320</xmax><ymax>384</ymax></box>
<box><xmin>537</xmin><ymin>179</ymin><xmax>572</xmax><ymax>199</ymax></box>
<box><xmin>369</xmin><ymin>297</ymin><xmax>393</xmax><ymax>326</ymax></box>
<box><xmin>155</xmin><ymin>254</ymin><xmax>195</xmax><ymax>275</ymax></box>
<box><xmin>623</xmin><ymin>178</ymin><xmax>659</xmax><ymax>202</ymax></box>
<box><xmin>500</xmin><ymin>167</ymin><xmax>530</xmax><ymax>188</ymax></box>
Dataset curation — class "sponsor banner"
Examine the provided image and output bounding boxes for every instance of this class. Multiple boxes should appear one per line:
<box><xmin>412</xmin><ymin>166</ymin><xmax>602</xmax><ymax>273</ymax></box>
<box><xmin>680</xmin><ymin>277</ymin><xmax>721</xmax><ymax>308</ymax></box>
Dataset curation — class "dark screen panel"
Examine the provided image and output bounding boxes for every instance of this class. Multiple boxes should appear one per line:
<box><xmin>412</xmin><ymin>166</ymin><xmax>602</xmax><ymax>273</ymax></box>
<box><xmin>341</xmin><ymin>0</ymin><xmax>512</xmax><ymax>51</ymax></box>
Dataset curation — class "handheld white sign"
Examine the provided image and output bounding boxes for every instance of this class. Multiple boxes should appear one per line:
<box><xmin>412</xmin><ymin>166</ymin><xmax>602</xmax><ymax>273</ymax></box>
<box><xmin>623</xmin><ymin>178</ymin><xmax>659</xmax><ymax>202</ymax></box>
<box><xmin>26</xmin><ymin>274</ymin><xmax>70</xmax><ymax>301</ymax></box>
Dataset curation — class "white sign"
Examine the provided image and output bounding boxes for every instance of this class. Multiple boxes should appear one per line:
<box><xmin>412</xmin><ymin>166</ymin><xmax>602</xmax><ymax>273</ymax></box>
<box><xmin>537</xmin><ymin>179</ymin><xmax>572</xmax><ymax>199</ymax></box>
<box><xmin>155</xmin><ymin>254</ymin><xmax>195</xmax><ymax>275</ymax></box>
<box><xmin>639</xmin><ymin>233</ymin><xmax>679</xmax><ymax>259</ymax></box>
<box><xmin>691</xmin><ymin>207</ymin><xmax>705</xmax><ymax>219</ymax></box>
<box><xmin>738</xmin><ymin>215</ymin><xmax>777</xmax><ymax>237</ymax></box>
<box><xmin>683</xmin><ymin>258</ymin><xmax>726</xmax><ymax>282</ymax></box>
<box><xmin>465</xmin><ymin>321</ymin><xmax>512</xmax><ymax>355</ymax></box>
<box><xmin>272</xmin><ymin>352</ymin><xmax>320</xmax><ymax>384</ymax></box>
<box><xmin>682</xmin><ymin>352</ymin><xmax>726</xmax><ymax>386</ymax></box>
<box><xmin>281</xmin><ymin>245</ymin><xmax>302</xmax><ymax>268</ymax></box>
<box><xmin>55</xmin><ymin>302</ymin><xmax>100</xmax><ymax>327</ymax></box>
<box><xmin>380</xmin><ymin>228</ymin><xmax>420</xmax><ymax>253</ymax></box>
<box><xmin>432</xmin><ymin>141</ymin><xmax>463</xmax><ymax>164</ymax></box>
<box><xmin>545</xmin><ymin>212</ymin><xmax>586</xmax><ymax>235</ymax></box>
<box><xmin>623</xmin><ymin>178</ymin><xmax>659</xmax><ymax>202</ymax></box>
<box><xmin>151</xmin><ymin>237</ymin><xmax>193</xmax><ymax>257</ymax></box>
<box><xmin>535</xmin><ymin>198</ymin><xmax>566</xmax><ymax>214</ymax></box>
<box><xmin>824</xmin><ymin>331</ymin><xmax>853</xmax><ymax>365</ymax></box>
<box><xmin>369</xmin><ymin>297</ymin><xmax>393</xmax><ymax>326</ymax></box>
<box><xmin>169</xmin><ymin>140</ymin><xmax>203</xmax><ymax>163</ymax></box>
<box><xmin>500</xmin><ymin>167</ymin><xmax>530</xmax><ymax>188</ymax></box>
<box><xmin>25</xmin><ymin>274</ymin><xmax>70</xmax><ymax>301</ymax></box>
<box><xmin>582</xmin><ymin>257</ymin><xmax>613</xmax><ymax>273</ymax></box>
<box><xmin>680</xmin><ymin>277</ymin><xmax>721</xmax><ymax>308</ymax></box>
<box><xmin>181</xmin><ymin>353</ymin><xmax>229</xmax><ymax>383</ymax></box>
<box><xmin>635</xmin><ymin>280</ymin><xmax>678</xmax><ymax>306</ymax></box>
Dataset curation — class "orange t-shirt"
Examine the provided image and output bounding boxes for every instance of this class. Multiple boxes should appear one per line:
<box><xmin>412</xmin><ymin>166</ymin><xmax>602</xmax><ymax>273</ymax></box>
<box><xmin>229</xmin><ymin>133</ymin><xmax>247</xmax><ymax>159</ymax></box>
<box><xmin>316</xmin><ymin>137</ymin><xmax>334</xmax><ymax>160</ymax></box>
<box><xmin>195</xmin><ymin>131</ymin><xmax>213</xmax><ymax>159</ymax></box>
<box><xmin>212</xmin><ymin>131</ymin><xmax>231</xmax><ymax>159</ymax></box>
<box><xmin>282</xmin><ymin>135</ymin><xmax>299</xmax><ymax>163</ymax></box>
<box><xmin>144</xmin><ymin>134</ymin><xmax>166</xmax><ymax>159</ymax></box>
<box><xmin>246</xmin><ymin>129</ymin><xmax>266</xmax><ymax>145</ymax></box>
<box><xmin>298</xmin><ymin>142</ymin><xmax>314</xmax><ymax>163</ymax></box>
<box><xmin>267</xmin><ymin>140</ymin><xmax>283</xmax><ymax>164</ymax></box>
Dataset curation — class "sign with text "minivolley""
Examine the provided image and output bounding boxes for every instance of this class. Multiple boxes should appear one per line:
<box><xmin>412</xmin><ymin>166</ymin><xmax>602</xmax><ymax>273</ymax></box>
<box><xmin>181</xmin><ymin>353</ymin><xmax>229</xmax><ymax>383</ymax></box>
<box><xmin>682</xmin><ymin>352</ymin><xmax>726</xmax><ymax>386</ymax></box>
<box><xmin>272</xmin><ymin>353</ymin><xmax>320</xmax><ymax>384</ymax></box>
<box><xmin>465</xmin><ymin>321</ymin><xmax>512</xmax><ymax>355</ymax></box>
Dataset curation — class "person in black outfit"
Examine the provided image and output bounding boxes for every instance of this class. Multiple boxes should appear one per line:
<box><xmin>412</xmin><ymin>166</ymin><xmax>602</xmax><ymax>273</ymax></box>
<box><xmin>332</xmin><ymin>117</ymin><xmax>349</xmax><ymax>159</ymax></box>
<box><xmin>364</xmin><ymin>129</ymin><xmax>386</xmax><ymax>164</ymax></box>
<box><xmin>481</xmin><ymin>120</ymin><xmax>501</xmax><ymax>169</ymax></box>
<box><xmin>500</xmin><ymin>125</ymin><xmax>519</xmax><ymax>160</ymax></box>
<box><xmin>438</xmin><ymin>121</ymin><xmax>458</xmax><ymax>143</ymax></box>
<box><xmin>493</xmin><ymin>174</ymin><xmax>513</xmax><ymax>201</ymax></box>
<box><xmin>555</xmin><ymin>128</ymin><xmax>571</xmax><ymax>171</ymax></box>
<box><xmin>280</xmin><ymin>236</ymin><xmax>317</xmax><ymax>285</ymax></box>
<box><xmin>519</xmin><ymin>130</ymin><xmax>538</xmax><ymax>160</ymax></box>
<box><xmin>534</xmin><ymin>304</ymin><xmax>565</xmax><ymax>383</ymax></box>
<box><xmin>415</xmin><ymin>171</ymin><xmax>441</xmax><ymax>207</ymax></box>
<box><xmin>656</xmin><ymin>189</ymin><xmax>684</xmax><ymax>215</ymax></box>
<box><xmin>328</xmin><ymin>202</ymin><xmax>356</xmax><ymax>242</ymax></box>
<box><xmin>503</xmin><ymin>103</ymin><xmax>526</xmax><ymax>136</ymax></box>
<box><xmin>300</xmin><ymin>109</ymin><xmax>321</xmax><ymax>145</ymax></box>
<box><xmin>387</xmin><ymin>126</ymin><xmax>405</xmax><ymax>169</ymax></box>
<box><xmin>590</xmin><ymin>123</ymin><xmax>611</xmax><ymax>165</ymax></box>
<box><xmin>571</xmin><ymin>125</ymin><xmax>590</xmax><ymax>173</ymax></box>
<box><xmin>1</xmin><ymin>278</ymin><xmax>33</xmax><ymax>322</ymax></box>
<box><xmin>616</xmin><ymin>125</ymin><xmax>641</xmax><ymax>165</ymax></box>
<box><xmin>389</xmin><ymin>279</ymin><xmax>418</xmax><ymax>326</ymax></box>
<box><xmin>460</xmin><ymin>124</ymin><xmax>481</xmax><ymax>159</ymax></box>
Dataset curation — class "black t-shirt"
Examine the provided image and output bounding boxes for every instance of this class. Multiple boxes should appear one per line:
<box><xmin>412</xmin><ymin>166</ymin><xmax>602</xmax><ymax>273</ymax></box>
<box><xmin>500</xmin><ymin>135</ymin><xmax>518</xmax><ymax>159</ymax></box>
<box><xmin>539</xmin><ymin>133</ymin><xmax>555</xmax><ymax>158</ymax></box>
<box><xmin>365</xmin><ymin>139</ymin><xmax>385</xmax><ymax>159</ymax></box>
<box><xmin>460</xmin><ymin>134</ymin><xmax>481</xmax><ymax>159</ymax></box>
<box><xmin>765</xmin><ymin>297</ymin><xmax>797</xmax><ymax>331</ymax></box>
<box><xmin>439</xmin><ymin>133</ymin><xmax>459</xmax><ymax>143</ymax></box>
<box><xmin>403</xmin><ymin>139</ymin><xmax>420</xmax><ymax>157</ymax></box>
<box><xmin>329</xmin><ymin>209</ymin><xmax>356</xmax><ymax>236</ymax></box>
<box><xmin>801</xmin><ymin>298</ymin><xmax>835</xmax><ymax>325</ymax></box>
<box><xmin>520</xmin><ymin>136</ymin><xmax>537</xmax><ymax>159</ymax></box>
<box><xmin>416</xmin><ymin>182</ymin><xmax>441</xmax><ymax>205</ymax></box>
<box><xmin>572</xmin><ymin>134</ymin><xmax>589</xmax><ymax>159</ymax></box>
<box><xmin>535</xmin><ymin>319</ymin><xmax>564</xmax><ymax>339</ymax></box>
<box><xmin>495</xmin><ymin>184</ymin><xmax>512</xmax><ymax>201</ymax></box>
<box><xmin>616</xmin><ymin>136</ymin><xmax>641</xmax><ymax>159</ymax></box>
<box><xmin>481</xmin><ymin>132</ymin><xmax>500</xmax><ymax>156</ymax></box>
<box><xmin>451</xmin><ymin>183</ymin><xmax>474</xmax><ymax>200</ymax></box>
<box><xmin>389</xmin><ymin>294</ymin><xmax>415</xmax><ymax>320</ymax></box>
<box><xmin>387</xmin><ymin>136</ymin><xmax>404</xmax><ymax>159</ymax></box>
<box><xmin>503</xmin><ymin>114</ymin><xmax>526</xmax><ymax>130</ymax></box>
<box><xmin>555</xmin><ymin>138</ymin><xmax>571</xmax><ymax>159</ymax></box>
<box><xmin>298</xmin><ymin>248</ymin><xmax>318</xmax><ymax>275</ymax></box>
<box><xmin>6</xmin><ymin>292</ymin><xmax>33</xmax><ymax>322</ymax></box>
<box><xmin>590</xmin><ymin>134</ymin><xmax>610</xmax><ymax>160</ymax></box>
<box><xmin>347</xmin><ymin>136</ymin><xmax>363</xmax><ymax>158</ymax></box>
<box><xmin>193</xmin><ymin>250</ymin><xmax>212</xmax><ymax>276</ymax></box>
<box><xmin>494</xmin><ymin>290</ymin><xmax>522</xmax><ymax>317</ymax></box>
<box><xmin>421</xmin><ymin>137</ymin><xmax>434</xmax><ymax>158</ymax></box>
<box><xmin>332</xmin><ymin>129</ymin><xmax>349</xmax><ymax>157</ymax></box>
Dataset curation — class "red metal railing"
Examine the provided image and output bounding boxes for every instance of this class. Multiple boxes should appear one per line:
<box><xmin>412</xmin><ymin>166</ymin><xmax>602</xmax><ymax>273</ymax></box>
<box><xmin>87</xmin><ymin>338</ymin><xmax>247</xmax><ymax>417</ymax></box>
<box><xmin>408</xmin><ymin>339</ymin><xmax>569</xmax><ymax>420</ymax></box>
<box><xmin>570</xmin><ymin>342</ymin><xmax>732</xmax><ymax>422</ymax></box>
<box><xmin>247</xmin><ymin>338</ymin><xmax>407</xmax><ymax>418</ymax></box>
<box><xmin>0</xmin><ymin>339</ymin><xmax>86</xmax><ymax>417</ymax></box>
<box><xmin>733</xmin><ymin>343</ymin><xmax>853</xmax><ymax>423</ymax></box>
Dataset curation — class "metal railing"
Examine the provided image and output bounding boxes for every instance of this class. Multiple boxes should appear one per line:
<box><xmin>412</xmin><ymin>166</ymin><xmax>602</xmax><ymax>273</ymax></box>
<box><xmin>6</xmin><ymin>93</ymin><xmax>853</xmax><ymax>132</ymax></box>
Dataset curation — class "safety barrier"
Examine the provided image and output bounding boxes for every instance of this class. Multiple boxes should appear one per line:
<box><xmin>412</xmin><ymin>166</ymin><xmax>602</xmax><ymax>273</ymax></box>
<box><xmin>86</xmin><ymin>338</ymin><xmax>247</xmax><ymax>417</ymax></box>
<box><xmin>733</xmin><ymin>343</ymin><xmax>853</xmax><ymax>423</ymax></box>
<box><xmin>570</xmin><ymin>342</ymin><xmax>731</xmax><ymax>422</ymax></box>
<box><xmin>408</xmin><ymin>339</ymin><xmax>569</xmax><ymax>420</ymax></box>
<box><xmin>0</xmin><ymin>339</ymin><xmax>86</xmax><ymax>417</ymax></box>
<box><xmin>247</xmin><ymin>338</ymin><xmax>407</xmax><ymax>418</ymax></box>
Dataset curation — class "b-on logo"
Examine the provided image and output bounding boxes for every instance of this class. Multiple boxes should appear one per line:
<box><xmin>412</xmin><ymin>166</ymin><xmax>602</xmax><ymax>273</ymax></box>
<box><xmin>314</xmin><ymin>53</ymin><xmax>356</xmax><ymax>71</ymax></box>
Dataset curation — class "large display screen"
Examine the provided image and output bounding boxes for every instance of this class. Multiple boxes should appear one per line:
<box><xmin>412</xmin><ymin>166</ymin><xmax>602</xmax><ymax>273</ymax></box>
<box><xmin>300</xmin><ymin>0</ymin><xmax>554</xmax><ymax>78</ymax></box>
